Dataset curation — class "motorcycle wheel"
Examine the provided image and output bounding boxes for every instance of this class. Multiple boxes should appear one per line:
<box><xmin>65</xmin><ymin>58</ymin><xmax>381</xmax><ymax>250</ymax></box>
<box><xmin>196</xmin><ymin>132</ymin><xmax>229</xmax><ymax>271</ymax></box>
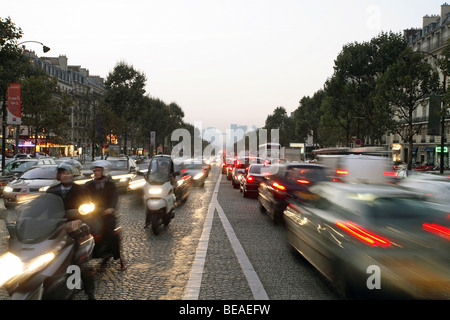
<box><xmin>151</xmin><ymin>214</ymin><xmax>163</xmax><ymax>235</ymax></box>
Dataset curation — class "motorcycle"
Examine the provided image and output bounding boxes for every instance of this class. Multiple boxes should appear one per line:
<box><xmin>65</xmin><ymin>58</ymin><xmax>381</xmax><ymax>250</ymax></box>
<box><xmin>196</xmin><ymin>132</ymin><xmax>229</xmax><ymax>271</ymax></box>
<box><xmin>143</xmin><ymin>155</ymin><xmax>179</xmax><ymax>235</ymax></box>
<box><xmin>0</xmin><ymin>193</ymin><xmax>95</xmax><ymax>300</ymax></box>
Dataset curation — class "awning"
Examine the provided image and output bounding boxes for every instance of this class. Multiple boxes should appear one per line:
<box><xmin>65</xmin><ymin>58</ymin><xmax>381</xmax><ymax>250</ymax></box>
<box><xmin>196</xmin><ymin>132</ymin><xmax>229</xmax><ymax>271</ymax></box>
<box><xmin>424</xmin><ymin>147</ymin><xmax>435</xmax><ymax>152</ymax></box>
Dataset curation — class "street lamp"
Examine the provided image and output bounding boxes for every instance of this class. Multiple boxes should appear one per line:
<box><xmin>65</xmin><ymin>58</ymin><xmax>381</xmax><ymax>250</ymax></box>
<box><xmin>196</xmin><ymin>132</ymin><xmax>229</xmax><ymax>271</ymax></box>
<box><xmin>17</xmin><ymin>41</ymin><xmax>50</xmax><ymax>53</ymax></box>
<box><xmin>403</xmin><ymin>50</ymin><xmax>447</xmax><ymax>174</ymax></box>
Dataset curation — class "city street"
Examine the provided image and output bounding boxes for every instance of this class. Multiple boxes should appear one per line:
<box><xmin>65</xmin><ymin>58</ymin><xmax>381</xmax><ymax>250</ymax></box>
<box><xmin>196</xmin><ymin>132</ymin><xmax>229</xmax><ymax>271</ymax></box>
<box><xmin>0</xmin><ymin>163</ymin><xmax>337</xmax><ymax>301</ymax></box>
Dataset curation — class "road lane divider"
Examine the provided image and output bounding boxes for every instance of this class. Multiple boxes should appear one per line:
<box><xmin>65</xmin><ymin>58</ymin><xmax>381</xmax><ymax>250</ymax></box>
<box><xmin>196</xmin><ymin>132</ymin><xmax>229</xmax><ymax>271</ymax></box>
<box><xmin>184</xmin><ymin>171</ymin><xmax>268</xmax><ymax>300</ymax></box>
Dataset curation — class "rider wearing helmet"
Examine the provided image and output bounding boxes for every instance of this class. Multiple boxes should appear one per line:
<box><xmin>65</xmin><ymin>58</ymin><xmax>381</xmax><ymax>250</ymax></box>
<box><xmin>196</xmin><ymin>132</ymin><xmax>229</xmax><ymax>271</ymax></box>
<box><xmin>47</xmin><ymin>162</ymin><xmax>90</xmax><ymax>211</ymax></box>
<box><xmin>46</xmin><ymin>162</ymin><xmax>96</xmax><ymax>300</ymax></box>
<box><xmin>85</xmin><ymin>160</ymin><xmax>125</xmax><ymax>271</ymax></box>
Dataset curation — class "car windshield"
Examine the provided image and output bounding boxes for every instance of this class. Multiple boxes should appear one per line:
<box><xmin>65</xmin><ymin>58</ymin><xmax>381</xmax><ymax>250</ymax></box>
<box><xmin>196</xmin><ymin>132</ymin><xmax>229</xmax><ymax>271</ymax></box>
<box><xmin>20</xmin><ymin>167</ymin><xmax>57</xmax><ymax>180</ymax></box>
<box><xmin>15</xmin><ymin>193</ymin><xmax>66</xmax><ymax>244</ymax></box>
<box><xmin>4</xmin><ymin>160</ymin><xmax>37</xmax><ymax>174</ymax></box>
<box><xmin>248</xmin><ymin>165</ymin><xmax>270</xmax><ymax>174</ymax></box>
<box><xmin>109</xmin><ymin>160</ymin><xmax>128</xmax><ymax>170</ymax></box>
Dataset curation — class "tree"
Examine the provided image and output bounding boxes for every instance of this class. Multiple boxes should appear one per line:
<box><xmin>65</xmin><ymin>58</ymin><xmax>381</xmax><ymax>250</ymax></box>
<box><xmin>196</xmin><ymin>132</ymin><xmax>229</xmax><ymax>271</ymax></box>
<box><xmin>0</xmin><ymin>17</ymin><xmax>30</xmax><ymax>166</ymax></box>
<box><xmin>376</xmin><ymin>48</ymin><xmax>440</xmax><ymax>170</ymax></box>
<box><xmin>264</xmin><ymin>106</ymin><xmax>295</xmax><ymax>147</ymax></box>
<box><xmin>331</xmin><ymin>32</ymin><xmax>407</xmax><ymax>145</ymax></box>
<box><xmin>293</xmin><ymin>89</ymin><xmax>326</xmax><ymax>147</ymax></box>
<box><xmin>104</xmin><ymin>61</ymin><xmax>147</xmax><ymax>154</ymax></box>
<box><xmin>21</xmin><ymin>75</ymin><xmax>71</xmax><ymax>155</ymax></box>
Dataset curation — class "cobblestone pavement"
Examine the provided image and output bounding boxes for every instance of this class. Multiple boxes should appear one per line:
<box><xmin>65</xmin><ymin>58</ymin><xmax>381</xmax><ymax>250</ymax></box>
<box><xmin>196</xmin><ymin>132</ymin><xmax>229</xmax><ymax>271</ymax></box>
<box><xmin>0</xmin><ymin>164</ymin><xmax>337</xmax><ymax>301</ymax></box>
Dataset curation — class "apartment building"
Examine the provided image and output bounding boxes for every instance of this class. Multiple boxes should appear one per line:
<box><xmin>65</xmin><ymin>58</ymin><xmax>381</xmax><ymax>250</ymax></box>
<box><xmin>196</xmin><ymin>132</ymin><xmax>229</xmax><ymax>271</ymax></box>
<box><xmin>386</xmin><ymin>3</ymin><xmax>450</xmax><ymax>167</ymax></box>
<box><xmin>21</xmin><ymin>50</ymin><xmax>105</xmax><ymax>157</ymax></box>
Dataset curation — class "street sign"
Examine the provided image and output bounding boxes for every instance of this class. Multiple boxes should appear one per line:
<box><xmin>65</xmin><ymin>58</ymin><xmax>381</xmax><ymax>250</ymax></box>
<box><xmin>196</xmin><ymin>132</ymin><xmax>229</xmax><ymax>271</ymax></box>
<box><xmin>355</xmin><ymin>139</ymin><xmax>362</xmax><ymax>146</ymax></box>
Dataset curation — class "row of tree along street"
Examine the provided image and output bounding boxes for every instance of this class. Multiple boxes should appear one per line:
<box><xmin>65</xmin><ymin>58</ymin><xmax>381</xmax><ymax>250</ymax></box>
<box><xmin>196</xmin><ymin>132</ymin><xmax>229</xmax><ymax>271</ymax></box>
<box><xmin>0</xmin><ymin>17</ymin><xmax>207</xmax><ymax>161</ymax></box>
<box><xmin>2</xmin><ymin>16</ymin><xmax>449</xmax><ymax>170</ymax></box>
<box><xmin>261</xmin><ymin>31</ymin><xmax>450</xmax><ymax>170</ymax></box>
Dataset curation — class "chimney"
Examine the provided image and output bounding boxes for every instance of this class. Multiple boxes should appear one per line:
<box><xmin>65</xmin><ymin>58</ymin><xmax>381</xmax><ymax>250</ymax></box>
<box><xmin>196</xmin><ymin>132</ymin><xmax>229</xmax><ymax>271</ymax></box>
<box><xmin>423</xmin><ymin>14</ymin><xmax>440</xmax><ymax>29</ymax></box>
<box><xmin>442</xmin><ymin>2</ymin><xmax>450</xmax><ymax>22</ymax></box>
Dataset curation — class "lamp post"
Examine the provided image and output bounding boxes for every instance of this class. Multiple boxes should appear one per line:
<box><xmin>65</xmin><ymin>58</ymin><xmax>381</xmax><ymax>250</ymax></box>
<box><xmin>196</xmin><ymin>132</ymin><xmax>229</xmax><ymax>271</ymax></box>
<box><xmin>404</xmin><ymin>50</ymin><xmax>447</xmax><ymax>174</ymax></box>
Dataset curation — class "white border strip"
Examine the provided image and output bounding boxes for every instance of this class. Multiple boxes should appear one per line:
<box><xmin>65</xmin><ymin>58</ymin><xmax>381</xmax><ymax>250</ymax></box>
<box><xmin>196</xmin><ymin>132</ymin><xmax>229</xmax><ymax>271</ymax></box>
<box><xmin>183</xmin><ymin>175</ymin><xmax>220</xmax><ymax>300</ymax></box>
<box><xmin>216</xmin><ymin>204</ymin><xmax>269</xmax><ymax>300</ymax></box>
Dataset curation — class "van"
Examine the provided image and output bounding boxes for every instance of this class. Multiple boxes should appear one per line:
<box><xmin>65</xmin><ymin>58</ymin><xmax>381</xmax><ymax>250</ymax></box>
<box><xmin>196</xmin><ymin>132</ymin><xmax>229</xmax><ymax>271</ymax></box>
<box><xmin>317</xmin><ymin>154</ymin><xmax>395</xmax><ymax>184</ymax></box>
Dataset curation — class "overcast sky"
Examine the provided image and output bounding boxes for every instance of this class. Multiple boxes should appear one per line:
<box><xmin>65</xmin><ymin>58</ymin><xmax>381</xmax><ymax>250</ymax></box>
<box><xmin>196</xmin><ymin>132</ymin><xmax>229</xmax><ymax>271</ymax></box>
<box><xmin>2</xmin><ymin>0</ymin><xmax>446</xmax><ymax>132</ymax></box>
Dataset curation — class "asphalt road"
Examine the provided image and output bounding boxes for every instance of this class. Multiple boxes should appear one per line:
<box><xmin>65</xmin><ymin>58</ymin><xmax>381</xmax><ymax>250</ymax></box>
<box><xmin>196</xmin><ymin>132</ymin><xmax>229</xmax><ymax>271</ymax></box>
<box><xmin>0</xmin><ymin>163</ymin><xmax>338</xmax><ymax>301</ymax></box>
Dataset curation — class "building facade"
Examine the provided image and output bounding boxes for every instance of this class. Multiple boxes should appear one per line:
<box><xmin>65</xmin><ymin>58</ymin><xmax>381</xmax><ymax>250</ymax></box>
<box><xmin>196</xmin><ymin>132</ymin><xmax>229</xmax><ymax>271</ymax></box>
<box><xmin>19</xmin><ymin>50</ymin><xmax>106</xmax><ymax>158</ymax></box>
<box><xmin>386</xmin><ymin>3</ymin><xmax>450</xmax><ymax>168</ymax></box>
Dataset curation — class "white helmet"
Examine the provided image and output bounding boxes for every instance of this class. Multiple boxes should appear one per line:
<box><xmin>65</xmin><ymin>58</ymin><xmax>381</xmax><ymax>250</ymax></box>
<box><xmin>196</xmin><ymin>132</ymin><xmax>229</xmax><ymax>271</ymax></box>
<box><xmin>92</xmin><ymin>160</ymin><xmax>112</xmax><ymax>173</ymax></box>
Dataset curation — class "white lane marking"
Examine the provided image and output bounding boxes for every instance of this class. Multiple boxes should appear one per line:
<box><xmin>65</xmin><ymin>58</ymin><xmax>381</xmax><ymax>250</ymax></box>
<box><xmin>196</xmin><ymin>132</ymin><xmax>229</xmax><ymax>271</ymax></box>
<box><xmin>216</xmin><ymin>203</ymin><xmax>269</xmax><ymax>300</ymax></box>
<box><xmin>184</xmin><ymin>171</ymin><xmax>269</xmax><ymax>300</ymax></box>
<box><xmin>183</xmin><ymin>175</ymin><xmax>220</xmax><ymax>300</ymax></box>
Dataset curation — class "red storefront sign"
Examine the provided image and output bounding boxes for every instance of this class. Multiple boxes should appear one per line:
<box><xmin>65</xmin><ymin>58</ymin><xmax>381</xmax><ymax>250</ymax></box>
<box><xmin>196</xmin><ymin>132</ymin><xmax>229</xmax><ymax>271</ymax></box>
<box><xmin>7</xmin><ymin>83</ymin><xmax>21</xmax><ymax>125</ymax></box>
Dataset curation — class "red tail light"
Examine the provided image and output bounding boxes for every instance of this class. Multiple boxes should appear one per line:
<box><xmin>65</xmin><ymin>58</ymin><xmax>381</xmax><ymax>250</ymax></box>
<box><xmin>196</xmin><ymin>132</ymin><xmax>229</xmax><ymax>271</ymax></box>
<box><xmin>228</xmin><ymin>166</ymin><xmax>233</xmax><ymax>171</ymax></box>
<box><xmin>336</xmin><ymin>169</ymin><xmax>348</xmax><ymax>175</ymax></box>
<box><xmin>247</xmin><ymin>175</ymin><xmax>254</xmax><ymax>183</ymax></box>
<box><xmin>297</xmin><ymin>179</ymin><xmax>310</xmax><ymax>184</ymax></box>
<box><xmin>272</xmin><ymin>182</ymin><xmax>286</xmax><ymax>191</ymax></box>
<box><xmin>383</xmin><ymin>171</ymin><xmax>398</xmax><ymax>177</ymax></box>
<box><xmin>423</xmin><ymin>223</ymin><xmax>450</xmax><ymax>239</ymax></box>
<box><xmin>336</xmin><ymin>220</ymin><xmax>391</xmax><ymax>247</ymax></box>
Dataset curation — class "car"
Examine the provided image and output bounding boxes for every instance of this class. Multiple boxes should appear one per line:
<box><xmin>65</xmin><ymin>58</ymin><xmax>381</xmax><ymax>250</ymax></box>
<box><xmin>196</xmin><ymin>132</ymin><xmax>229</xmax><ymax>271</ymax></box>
<box><xmin>183</xmin><ymin>159</ymin><xmax>208</xmax><ymax>187</ymax></box>
<box><xmin>283</xmin><ymin>182</ymin><xmax>450</xmax><ymax>299</ymax></box>
<box><xmin>173</xmin><ymin>160</ymin><xmax>192</xmax><ymax>203</ymax></box>
<box><xmin>104</xmin><ymin>155</ymin><xmax>138</xmax><ymax>192</ymax></box>
<box><xmin>0</xmin><ymin>158</ymin><xmax>56</xmax><ymax>195</ymax></box>
<box><xmin>231</xmin><ymin>156</ymin><xmax>264</xmax><ymax>189</ymax></box>
<box><xmin>2</xmin><ymin>163</ymin><xmax>90</xmax><ymax>209</ymax></box>
<box><xmin>316</xmin><ymin>154</ymin><xmax>395</xmax><ymax>183</ymax></box>
<box><xmin>397</xmin><ymin>174</ymin><xmax>450</xmax><ymax>207</ymax></box>
<box><xmin>258</xmin><ymin>163</ymin><xmax>329</xmax><ymax>223</ymax></box>
<box><xmin>239</xmin><ymin>163</ymin><xmax>272</xmax><ymax>198</ymax></box>
<box><xmin>222</xmin><ymin>156</ymin><xmax>234</xmax><ymax>174</ymax></box>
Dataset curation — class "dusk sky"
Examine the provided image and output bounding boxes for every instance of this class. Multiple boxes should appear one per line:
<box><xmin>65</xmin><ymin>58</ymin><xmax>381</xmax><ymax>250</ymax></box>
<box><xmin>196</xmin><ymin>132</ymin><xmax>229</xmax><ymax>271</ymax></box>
<box><xmin>3</xmin><ymin>0</ymin><xmax>446</xmax><ymax>132</ymax></box>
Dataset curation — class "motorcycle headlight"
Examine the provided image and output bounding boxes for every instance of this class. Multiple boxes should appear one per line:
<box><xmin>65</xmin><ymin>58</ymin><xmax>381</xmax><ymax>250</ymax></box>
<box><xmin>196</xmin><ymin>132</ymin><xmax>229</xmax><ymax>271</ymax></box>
<box><xmin>79</xmin><ymin>202</ymin><xmax>95</xmax><ymax>215</ymax></box>
<box><xmin>0</xmin><ymin>253</ymin><xmax>22</xmax><ymax>286</ymax></box>
<box><xmin>39</xmin><ymin>186</ymin><xmax>50</xmax><ymax>192</ymax></box>
<box><xmin>0</xmin><ymin>252</ymin><xmax>56</xmax><ymax>286</ymax></box>
<box><xmin>3</xmin><ymin>186</ymin><xmax>13</xmax><ymax>193</ymax></box>
<box><xmin>149</xmin><ymin>188</ymin><xmax>163</xmax><ymax>195</ymax></box>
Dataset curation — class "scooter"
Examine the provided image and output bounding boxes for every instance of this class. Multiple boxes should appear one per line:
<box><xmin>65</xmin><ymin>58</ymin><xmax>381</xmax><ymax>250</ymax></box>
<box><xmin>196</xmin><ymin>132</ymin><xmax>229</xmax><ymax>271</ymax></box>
<box><xmin>0</xmin><ymin>193</ymin><xmax>95</xmax><ymax>300</ymax></box>
<box><xmin>143</xmin><ymin>155</ymin><xmax>179</xmax><ymax>235</ymax></box>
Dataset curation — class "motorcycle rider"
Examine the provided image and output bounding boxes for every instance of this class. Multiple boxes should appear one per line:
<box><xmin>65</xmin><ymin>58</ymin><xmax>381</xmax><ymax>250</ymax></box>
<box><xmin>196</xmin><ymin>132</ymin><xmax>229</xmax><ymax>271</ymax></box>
<box><xmin>46</xmin><ymin>162</ymin><xmax>96</xmax><ymax>300</ymax></box>
<box><xmin>85</xmin><ymin>160</ymin><xmax>126</xmax><ymax>271</ymax></box>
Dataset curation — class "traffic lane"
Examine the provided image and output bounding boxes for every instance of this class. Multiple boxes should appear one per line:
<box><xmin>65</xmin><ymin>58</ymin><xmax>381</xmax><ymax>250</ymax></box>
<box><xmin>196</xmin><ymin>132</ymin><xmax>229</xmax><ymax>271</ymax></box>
<box><xmin>73</xmin><ymin>167</ymin><xmax>217</xmax><ymax>300</ymax></box>
<box><xmin>216</xmin><ymin>174</ymin><xmax>338</xmax><ymax>300</ymax></box>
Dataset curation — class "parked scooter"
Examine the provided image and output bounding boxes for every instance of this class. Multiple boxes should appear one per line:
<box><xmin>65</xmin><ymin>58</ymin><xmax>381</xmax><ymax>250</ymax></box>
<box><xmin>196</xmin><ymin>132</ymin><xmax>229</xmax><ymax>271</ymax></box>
<box><xmin>143</xmin><ymin>155</ymin><xmax>179</xmax><ymax>235</ymax></box>
<box><xmin>0</xmin><ymin>193</ymin><xmax>95</xmax><ymax>300</ymax></box>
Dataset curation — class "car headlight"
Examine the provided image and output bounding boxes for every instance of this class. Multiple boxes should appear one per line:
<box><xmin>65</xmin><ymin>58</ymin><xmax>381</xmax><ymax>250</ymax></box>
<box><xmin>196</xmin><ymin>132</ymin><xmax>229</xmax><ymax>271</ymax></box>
<box><xmin>39</xmin><ymin>186</ymin><xmax>50</xmax><ymax>192</ymax></box>
<box><xmin>3</xmin><ymin>186</ymin><xmax>13</xmax><ymax>193</ymax></box>
<box><xmin>193</xmin><ymin>172</ymin><xmax>204</xmax><ymax>180</ymax></box>
<box><xmin>149</xmin><ymin>188</ymin><xmax>163</xmax><ymax>195</ymax></box>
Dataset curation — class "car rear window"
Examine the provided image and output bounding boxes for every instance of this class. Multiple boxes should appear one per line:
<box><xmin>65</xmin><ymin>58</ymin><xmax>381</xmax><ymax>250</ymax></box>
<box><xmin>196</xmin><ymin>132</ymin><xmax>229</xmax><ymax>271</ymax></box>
<box><xmin>286</xmin><ymin>167</ymin><xmax>328</xmax><ymax>183</ymax></box>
